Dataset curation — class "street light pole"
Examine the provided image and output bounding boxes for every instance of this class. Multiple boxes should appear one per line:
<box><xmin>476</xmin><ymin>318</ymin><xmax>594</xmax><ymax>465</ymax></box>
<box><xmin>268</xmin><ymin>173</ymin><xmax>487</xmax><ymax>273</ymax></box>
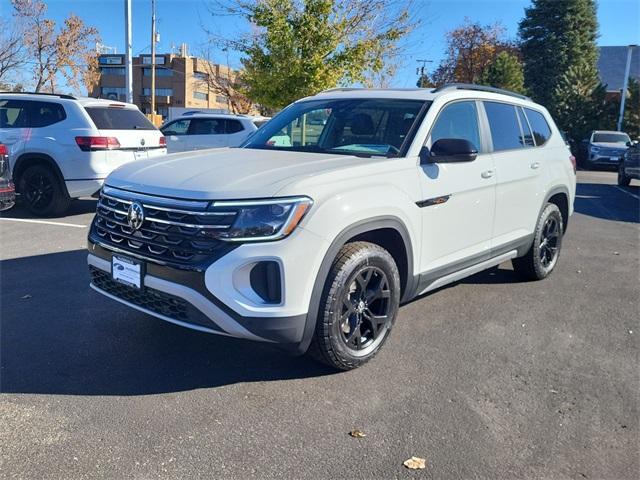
<box><xmin>150</xmin><ymin>0</ymin><xmax>156</xmax><ymax>116</ymax></box>
<box><xmin>124</xmin><ymin>0</ymin><xmax>133</xmax><ymax>104</ymax></box>
<box><xmin>617</xmin><ymin>44</ymin><xmax>637</xmax><ymax>132</ymax></box>
<box><xmin>416</xmin><ymin>59</ymin><xmax>433</xmax><ymax>88</ymax></box>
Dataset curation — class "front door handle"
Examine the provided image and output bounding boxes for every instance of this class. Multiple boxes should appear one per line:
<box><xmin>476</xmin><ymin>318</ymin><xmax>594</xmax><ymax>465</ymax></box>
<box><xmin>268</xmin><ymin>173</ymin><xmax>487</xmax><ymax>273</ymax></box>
<box><xmin>530</xmin><ymin>162</ymin><xmax>540</xmax><ymax>169</ymax></box>
<box><xmin>481</xmin><ymin>170</ymin><xmax>494</xmax><ymax>179</ymax></box>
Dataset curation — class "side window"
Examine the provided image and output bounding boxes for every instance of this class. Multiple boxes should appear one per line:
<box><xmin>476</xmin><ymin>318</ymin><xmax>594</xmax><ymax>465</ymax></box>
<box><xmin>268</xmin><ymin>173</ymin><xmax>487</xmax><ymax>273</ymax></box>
<box><xmin>225</xmin><ymin>120</ymin><xmax>244</xmax><ymax>134</ymax></box>
<box><xmin>161</xmin><ymin>119</ymin><xmax>190</xmax><ymax>136</ymax></box>
<box><xmin>484</xmin><ymin>101</ymin><xmax>523</xmax><ymax>151</ymax></box>
<box><xmin>516</xmin><ymin>107</ymin><xmax>535</xmax><ymax>147</ymax></box>
<box><xmin>190</xmin><ymin>118</ymin><xmax>224</xmax><ymax>135</ymax></box>
<box><xmin>28</xmin><ymin>101</ymin><xmax>66</xmax><ymax>128</ymax></box>
<box><xmin>430</xmin><ymin>101</ymin><xmax>481</xmax><ymax>151</ymax></box>
<box><xmin>0</xmin><ymin>99</ymin><xmax>29</xmax><ymax>128</ymax></box>
<box><xmin>524</xmin><ymin>108</ymin><xmax>552</xmax><ymax>146</ymax></box>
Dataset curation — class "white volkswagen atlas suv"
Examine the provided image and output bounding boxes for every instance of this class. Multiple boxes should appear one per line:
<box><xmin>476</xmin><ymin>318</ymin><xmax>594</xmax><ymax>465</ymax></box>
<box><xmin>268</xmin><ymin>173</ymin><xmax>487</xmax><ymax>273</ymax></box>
<box><xmin>0</xmin><ymin>92</ymin><xmax>166</xmax><ymax>216</ymax></box>
<box><xmin>87</xmin><ymin>84</ymin><xmax>576</xmax><ymax>370</ymax></box>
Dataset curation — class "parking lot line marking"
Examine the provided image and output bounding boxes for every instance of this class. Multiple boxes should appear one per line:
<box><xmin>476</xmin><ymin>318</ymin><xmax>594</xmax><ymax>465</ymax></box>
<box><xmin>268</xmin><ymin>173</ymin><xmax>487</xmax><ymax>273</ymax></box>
<box><xmin>0</xmin><ymin>218</ymin><xmax>87</xmax><ymax>228</ymax></box>
<box><xmin>615</xmin><ymin>186</ymin><xmax>640</xmax><ymax>201</ymax></box>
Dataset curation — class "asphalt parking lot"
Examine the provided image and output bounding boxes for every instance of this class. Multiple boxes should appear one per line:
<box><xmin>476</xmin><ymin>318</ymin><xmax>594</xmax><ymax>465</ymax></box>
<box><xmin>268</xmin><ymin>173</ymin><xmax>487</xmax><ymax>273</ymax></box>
<box><xmin>0</xmin><ymin>170</ymin><xmax>638</xmax><ymax>479</ymax></box>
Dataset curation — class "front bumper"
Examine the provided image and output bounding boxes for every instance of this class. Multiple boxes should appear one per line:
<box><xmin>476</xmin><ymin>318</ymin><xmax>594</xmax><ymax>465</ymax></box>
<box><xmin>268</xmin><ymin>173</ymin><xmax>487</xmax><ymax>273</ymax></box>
<box><xmin>87</xmin><ymin>224</ymin><xmax>328</xmax><ymax>345</ymax></box>
<box><xmin>589</xmin><ymin>152</ymin><xmax>625</xmax><ymax>166</ymax></box>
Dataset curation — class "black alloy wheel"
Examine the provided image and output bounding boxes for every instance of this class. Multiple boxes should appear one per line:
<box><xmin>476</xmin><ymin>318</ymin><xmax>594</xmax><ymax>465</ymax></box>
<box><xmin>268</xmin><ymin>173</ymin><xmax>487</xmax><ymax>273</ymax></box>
<box><xmin>19</xmin><ymin>165</ymin><xmax>71</xmax><ymax>216</ymax></box>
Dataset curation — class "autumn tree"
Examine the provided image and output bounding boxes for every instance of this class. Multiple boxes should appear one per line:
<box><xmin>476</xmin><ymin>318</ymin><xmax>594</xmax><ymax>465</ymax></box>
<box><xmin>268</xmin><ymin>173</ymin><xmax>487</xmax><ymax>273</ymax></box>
<box><xmin>12</xmin><ymin>0</ymin><xmax>100</xmax><ymax>93</ymax></box>
<box><xmin>209</xmin><ymin>0</ymin><xmax>415</xmax><ymax>109</ymax></box>
<box><xmin>623</xmin><ymin>78</ymin><xmax>640</xmax><ymax>139</ymax></box>
<box><xmin>519</xmin><ymin>0</ymin><xmax>598</xmax><ymax>110</ymax></box>
<box><xmin>0</xmin><ymin>17</ymin><xmax>25</xmax><ymax>85</ymax></box>
<box><xmin>479</xmin><ymin>51</ymin><xmax>526</xmax><ymax>94</ymax></box>
<box><xmin>432</xmin><ymin>19</ymin><xmax>515</xmax><ymax>86</ymax></box>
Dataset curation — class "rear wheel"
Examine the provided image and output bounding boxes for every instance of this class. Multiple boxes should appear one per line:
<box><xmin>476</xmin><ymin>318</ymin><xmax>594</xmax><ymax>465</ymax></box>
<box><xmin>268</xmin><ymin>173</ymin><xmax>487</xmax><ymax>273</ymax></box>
<box><xmin>512</xmin><ymin>203</ymin><xmax>563</xmax><ymax>281</ymax></box>
<box><xmin>618</xmin><ymin>164</ymin><xmax>631</xmax><ymax>186</ymax></box>
<box><xmin>308</xmin><ymin>241</ymin><xmax>401</xmax><ymax>370</ymax></box>
<box><xmin>19</xmin><ymin>165</ymin><xmax>71</xmax><ymax>217</ymax></box>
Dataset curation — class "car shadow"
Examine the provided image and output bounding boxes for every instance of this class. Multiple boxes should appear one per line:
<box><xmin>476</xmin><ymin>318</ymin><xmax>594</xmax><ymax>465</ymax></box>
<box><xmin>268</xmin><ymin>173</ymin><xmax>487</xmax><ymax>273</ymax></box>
<box><xmin>575</xmin><ymin>182</ymin><xmax>639</xmax><ymax>223</ymax></box>
<box><xmin>0</xmin><ymin>197</ymin><xmax>98</xmax><ymax>219</ymax></box>
<box><xmin>0</xmin><ymin>249</ymin><xmax>334</xmax><ymax>396</ymax></box>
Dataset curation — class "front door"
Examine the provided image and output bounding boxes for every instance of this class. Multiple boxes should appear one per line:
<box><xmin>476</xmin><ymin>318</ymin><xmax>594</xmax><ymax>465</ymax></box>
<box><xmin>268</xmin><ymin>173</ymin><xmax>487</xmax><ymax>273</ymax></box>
<box><xmin>417</xmin><ymin>100</ymin><xmax>496</xmax><ymax>276</ymax></box>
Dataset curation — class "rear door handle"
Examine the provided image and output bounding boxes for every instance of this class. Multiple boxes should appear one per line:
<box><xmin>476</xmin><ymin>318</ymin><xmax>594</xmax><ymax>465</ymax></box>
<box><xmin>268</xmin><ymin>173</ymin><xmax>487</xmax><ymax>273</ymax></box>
<box><xmin>481</xmin><ymin>170</ymin><xmax>494</xmax><ymax>179</ymax></box>
<box><xmin>530</xmin><ymin>162</ymin><xmax>540</xmax><ymax>169</ymax></box>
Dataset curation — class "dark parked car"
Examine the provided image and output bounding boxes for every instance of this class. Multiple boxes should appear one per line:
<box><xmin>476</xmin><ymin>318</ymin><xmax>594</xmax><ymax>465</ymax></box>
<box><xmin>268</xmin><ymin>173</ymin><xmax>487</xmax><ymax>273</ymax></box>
<box><xmin>0</xmin><ymin>143</ymin><xmax>16</xmax><ymax>211</ymax></box>
<box><xmin>580</xmin><ymin>130</ymin><xmax>631</xmax><ymax>169</ymax></box>
<box><xmin>618</xmin><ymin>139</ymin><xmax>640</xmax><ymax>186</ymax></box>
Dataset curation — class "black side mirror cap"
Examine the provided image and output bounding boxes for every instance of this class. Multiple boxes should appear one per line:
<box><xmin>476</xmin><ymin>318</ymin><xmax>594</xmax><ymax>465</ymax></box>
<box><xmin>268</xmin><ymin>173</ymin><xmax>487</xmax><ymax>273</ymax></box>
<box><xmin>422</xmin><ymin>138</ymin><xmax>478</xmax><ymax>164</ymax></box>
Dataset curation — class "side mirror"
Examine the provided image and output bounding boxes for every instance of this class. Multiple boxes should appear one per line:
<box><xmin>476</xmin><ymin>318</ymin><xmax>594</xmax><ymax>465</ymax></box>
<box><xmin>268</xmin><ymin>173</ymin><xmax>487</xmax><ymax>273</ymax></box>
<box><xmin>422</xmin><ymin>138</ymin><xmax>478</xmax><ymax>164</ymax></box>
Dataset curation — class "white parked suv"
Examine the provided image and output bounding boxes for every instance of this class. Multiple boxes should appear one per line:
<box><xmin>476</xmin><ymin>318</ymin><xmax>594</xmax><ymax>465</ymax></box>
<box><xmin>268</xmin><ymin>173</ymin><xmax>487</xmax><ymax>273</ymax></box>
<box><xmin>160</xmin><ymin>113</ymin><xmax>259</xmax><ymax>153</ymax></box>
<box><xmin>87</xmin><ymin>84</ymin><xmax>576</xmax><ymax>370</ymax></box>
<box><xmin>0</xmin><ymin>92</ymin><xmax>166</xmax><ymax>216</ymax></box>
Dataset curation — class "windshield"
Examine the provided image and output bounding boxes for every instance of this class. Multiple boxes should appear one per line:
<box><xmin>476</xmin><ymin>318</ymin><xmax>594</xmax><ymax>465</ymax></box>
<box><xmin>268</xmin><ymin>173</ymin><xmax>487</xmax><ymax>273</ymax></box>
<box><xmin>242</xmin><ymin>98</ymin><xmax>428</xmax><ymax>157</ymax></box>
<box><xmin>593</xmin><ymin>132</ymin><xmax>630</xmax><ymax>144</ymax></box>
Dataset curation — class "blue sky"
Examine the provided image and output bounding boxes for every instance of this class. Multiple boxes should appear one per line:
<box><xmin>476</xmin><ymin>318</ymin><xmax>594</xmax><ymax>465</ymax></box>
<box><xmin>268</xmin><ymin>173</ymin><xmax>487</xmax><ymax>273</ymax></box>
<box><xmin>2</xmin><ymin>0</ymin><xmax>639</xmax><ymax>92</ymax></box>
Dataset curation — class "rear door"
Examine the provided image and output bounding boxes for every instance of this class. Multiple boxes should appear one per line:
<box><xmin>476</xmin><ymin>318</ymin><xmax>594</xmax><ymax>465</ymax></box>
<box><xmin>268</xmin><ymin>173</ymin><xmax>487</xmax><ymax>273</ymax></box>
<box><xmin>84</xmin><ymin>105</ymin><xmax>165</xmax><ymax>161</ymax></box>
<box><xmin>186</xmin><ymin>118</ymin><xmax>228</xmax><ymax>150</ymax></box>
<box><xmin>482</xmin><ymin>101</ymin><xmax>544</xmax><ymax>247</ymax></box>
<box><xmin>161</xmin><ymin>119</ymin><xmax>191</xmax><ymax>153</ymax></box>
<box><xmin>225</xmin><ymin>119</ymin><xmax>252</xmax><ymax>147</ymax></box>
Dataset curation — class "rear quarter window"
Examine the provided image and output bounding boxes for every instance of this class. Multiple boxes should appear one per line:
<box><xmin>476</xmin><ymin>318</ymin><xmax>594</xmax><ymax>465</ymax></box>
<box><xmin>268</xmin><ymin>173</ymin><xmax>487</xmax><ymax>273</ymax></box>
<box><xmin>85</xmin><ymin>107</ymin><xmax>156</xmax><ymax>130</ymax></box>
<box><xmin>524</xmin><ymin>108</ymin><xmax>552</xmax><ymax>146</ymax></box>
<box><xmin>29</xmin><ymin>101</ymin><xmax>67</xmax><ymax>127</ymax></box>
<box><xmin>225</xmin><ymin>120</ymin><xmax>244</xmax><ymax>133</ymax></box>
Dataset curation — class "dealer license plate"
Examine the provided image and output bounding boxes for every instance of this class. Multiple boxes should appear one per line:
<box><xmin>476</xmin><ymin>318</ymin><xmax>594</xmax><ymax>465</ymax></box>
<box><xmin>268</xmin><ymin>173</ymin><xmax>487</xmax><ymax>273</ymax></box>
<box><xmin>112</xmin><ymin>255</ymin><xmax>143</xmax><ymax>289</ymax></box>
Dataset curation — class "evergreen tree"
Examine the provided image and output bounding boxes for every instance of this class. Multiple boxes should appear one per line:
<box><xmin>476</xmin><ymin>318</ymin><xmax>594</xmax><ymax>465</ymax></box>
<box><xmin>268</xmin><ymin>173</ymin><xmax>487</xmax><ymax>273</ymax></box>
<box><xmin>553</xmin><ymin>61</ymin><xmax>616</xmax><ymax>141</ymax></box>
<box><xmin>519</xmin><ymin>0</ymin><xmax>598</xmax><ymax>110</ymax></box>
<box><xmin>623</xmin><ymin>78</ymin><xmax>640</xmax><ymax>139</ymax></box>
<box><xmin>479</xmin><ymin>51</ymin><xmax>526</xmax><ymax>94</ymax></box>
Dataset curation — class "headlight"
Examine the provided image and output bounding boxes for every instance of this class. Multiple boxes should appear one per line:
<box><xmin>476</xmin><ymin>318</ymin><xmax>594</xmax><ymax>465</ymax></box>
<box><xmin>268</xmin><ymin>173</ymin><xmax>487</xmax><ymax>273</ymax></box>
<box><xmin>590</xmin><ymin>146</ymin><xmax>600</xmax><ymax>153</ymax></box>
<box><xmin>208</xmin><ymin>197</ymin><xmax>313</xmax><ymax>242</ymax></box>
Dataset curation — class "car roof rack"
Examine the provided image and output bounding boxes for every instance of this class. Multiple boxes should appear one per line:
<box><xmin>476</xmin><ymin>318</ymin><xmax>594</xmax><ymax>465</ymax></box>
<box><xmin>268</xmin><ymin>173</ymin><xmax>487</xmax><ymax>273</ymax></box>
<box><xmin>432</xmin><ymin>83</ymin><xmax>530</xmax><ymax>100</ymax></box>
<box><xmin>0</xmin><ymin>91</ymin><xmax>77</xmax><ymax>100</ymax></box>
<box><xmin>320</xmin><ymin>87</ymin><xmax>424</xmax><ymax>93</ymax></box>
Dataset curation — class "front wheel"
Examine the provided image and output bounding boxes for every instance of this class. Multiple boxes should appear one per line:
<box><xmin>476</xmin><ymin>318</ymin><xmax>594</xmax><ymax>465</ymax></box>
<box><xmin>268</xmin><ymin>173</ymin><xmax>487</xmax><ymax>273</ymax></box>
<box><xmin>308</xmin><ymin>241</ymin><xmax>401</xmax><ymax>370</ymax></box>
<box><xmin>618</xmin><ymin>164</ymin><xmax>631</xmax><ymax>186</ymax></box>
<box><xmin>512</xmin><ymin>203</ymin><xmax>564</xmax><ymax>281</ymax></box>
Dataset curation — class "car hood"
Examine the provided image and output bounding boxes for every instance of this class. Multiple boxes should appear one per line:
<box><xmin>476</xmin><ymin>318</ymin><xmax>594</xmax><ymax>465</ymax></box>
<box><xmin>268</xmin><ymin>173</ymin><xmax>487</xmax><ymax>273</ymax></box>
<box><xmin>591</xmin><ymin>142</ymin><xmax>628</xmax><ymax>150</ymax></box>
<box><xmin>105</xmin><ymin>147</ymin><xmax>376</xmax><ymax>200</ymax></box>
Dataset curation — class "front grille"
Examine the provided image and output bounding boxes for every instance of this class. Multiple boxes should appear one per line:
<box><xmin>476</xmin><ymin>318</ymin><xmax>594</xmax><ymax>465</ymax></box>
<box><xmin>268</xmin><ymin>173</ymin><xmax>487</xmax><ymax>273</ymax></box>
<box><xmin>92</xmin><ymin>189</ymin><xmax>236</xmax><ymax>266</ymax></box>
<box><xmin>90</xmin><ymin>266</ymin><xmax>219</xmax><ymax>331</ymax></box>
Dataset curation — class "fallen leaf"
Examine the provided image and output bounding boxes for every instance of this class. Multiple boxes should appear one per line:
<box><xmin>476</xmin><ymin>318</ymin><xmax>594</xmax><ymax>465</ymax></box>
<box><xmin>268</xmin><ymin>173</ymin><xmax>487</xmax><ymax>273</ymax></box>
<box><xmin>403</xmin><ymin>456</ymin><xmax>426</xmax><ymax>470</ymax></box>
<box><xmin>21</xmin><ymin>294</ymin><xmax>32</xmax><ymax>299</ymax></box>
<box><xmin>349</xmin><ymin>429</ymin><xmax>366</xmax><ymax>438</ymax></box>
<box><xmin>613</xmin><ymin>251</ymin><xmax>620</xmax><ymax>255</ymax></box>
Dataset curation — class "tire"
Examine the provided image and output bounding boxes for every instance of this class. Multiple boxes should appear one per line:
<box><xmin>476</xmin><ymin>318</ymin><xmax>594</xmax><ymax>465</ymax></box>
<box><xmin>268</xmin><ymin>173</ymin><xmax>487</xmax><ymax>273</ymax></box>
<box><xmin>512</xmin><ymin>203</ymin><xmax>564</xmax><ymax>281</ymax></box>
<box><xmin>618</xmin><ymin>164</ymin><xmax>631</xmax><ymax>186</ymax></box>
<box><xmin>18</xmin><ymin>164</ymin><xmax>71</xmax><ymax>217</ymax></box>
<box><xmin>308</xmin><ymin>241</ymin><xmax>401</xmax><ymax>370</ymax></box>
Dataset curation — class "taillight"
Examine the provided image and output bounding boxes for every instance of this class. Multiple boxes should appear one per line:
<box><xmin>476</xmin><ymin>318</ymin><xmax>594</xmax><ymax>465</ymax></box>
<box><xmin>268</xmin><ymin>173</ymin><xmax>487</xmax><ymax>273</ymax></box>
<box><xmin>0</xmin><ymin>144</ymin><xmax>8</xmax><ymax>155</ymax></box>
<box><xmin>159</xmin><ymin>136</ymin><xmax>166</xmax><ymax>147</ymax></box>
<box><xmin>75</xmin><ymin>136</ymin><xmax>121</xmax><ymax>152</ymax></box>
<box><xmin>569</xmin><ymin>155</ymin><xmax>577</xmax><ymax>174</ymax></box>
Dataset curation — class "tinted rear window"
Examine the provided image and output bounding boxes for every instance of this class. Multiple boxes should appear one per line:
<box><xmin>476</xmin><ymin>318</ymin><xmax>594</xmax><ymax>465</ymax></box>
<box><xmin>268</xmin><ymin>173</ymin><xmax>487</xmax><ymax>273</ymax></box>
<box><xmin>524</xmin><ymin>108</ymin><xmax>552</xmax><ymax>145</ymax></box>
<box><xmin>85</xmin><ymin>107</ymin><xmax>156</xmax><ymax>130</ymax></box>
<box><xmin>226</xmin><ymin>120</ymin><xmax>244</xmax><ymax>133</ymax></box>
<box><xmin>484</xmin><ymin>101</ymin><xmax>523</xmax><ymax>151</ymax></box>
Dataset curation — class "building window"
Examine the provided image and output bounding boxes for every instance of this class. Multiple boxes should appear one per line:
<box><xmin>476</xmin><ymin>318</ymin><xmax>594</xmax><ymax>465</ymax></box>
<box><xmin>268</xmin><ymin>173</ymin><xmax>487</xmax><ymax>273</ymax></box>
<box><xmin>99</xmin><ymin>56</ymin><xmax>123</xmax><ymax>65</ymax></box>
<box><xmin>193</xmin><ymin>71</ymin><xmax>208</xmax><ymax>81</ymax></box>
<box><xmin>142</xmin><ymin>88</ymin><xmax>173</xmax><ymax>97</ymax></box>
<box><xmin>101</xmin><ymin>87</ymin><xmax>126</xmax><ymax>97</ymax></box>
<box><xmin>100</xmin><ymin>67</ymin><xmax>125</xmax><ymax>76</ymax></box>
<box><xmin>193</xmin><ymin>92</ymin><xmax>208</xmax><ymax>100</ymax></box>
<box><xmin>143</xmin><ymin>67</ymin><xmax>173</xmax><ymax>77</ymax></box>
<box><xmin>216</xmin><ymin>95</ymin><xmax>227</xmax><ymax>104</ymax></box>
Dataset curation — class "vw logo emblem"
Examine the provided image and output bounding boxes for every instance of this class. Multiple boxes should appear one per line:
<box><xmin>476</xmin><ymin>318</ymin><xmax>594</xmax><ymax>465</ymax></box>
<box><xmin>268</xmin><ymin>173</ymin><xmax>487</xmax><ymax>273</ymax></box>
<box><xmin>127</xmin><ymin>202</ymin><xmax>145</xmax><ymax>230</ymax></box>
<box><xmin>140</xmin><ymin>138</ymin><xmax>146</xmax><ymax>146</ymax></box>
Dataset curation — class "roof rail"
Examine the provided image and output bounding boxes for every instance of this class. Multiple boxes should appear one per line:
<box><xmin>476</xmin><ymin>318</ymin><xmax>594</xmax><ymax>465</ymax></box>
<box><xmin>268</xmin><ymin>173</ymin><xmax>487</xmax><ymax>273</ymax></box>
<box><xmin>320</xmin><ymin>87</ymin><xmax>424</xmax><ymax>93</ymax></box>
<box><xmin>432</xmin><ymin>83</ymin><xmax>530</xmax><ymax>100</ymax></box>
<box><xmin>0</xmin><ymin>91</ymin><xmax>77</xmax><ymax>100</ymax></box>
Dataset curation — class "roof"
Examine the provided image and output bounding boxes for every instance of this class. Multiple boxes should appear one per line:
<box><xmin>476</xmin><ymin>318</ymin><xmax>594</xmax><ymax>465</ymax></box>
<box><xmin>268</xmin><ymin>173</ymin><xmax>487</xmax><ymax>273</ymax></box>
<box><xmin>597</xmin><ymin>46</ymin><xmax>640</xmax><ymax>92</ymax></box>
<box><xmin>0</xmin><ymin>92</ymin><xmax>137</xmax><ymax>108</ymax></box>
